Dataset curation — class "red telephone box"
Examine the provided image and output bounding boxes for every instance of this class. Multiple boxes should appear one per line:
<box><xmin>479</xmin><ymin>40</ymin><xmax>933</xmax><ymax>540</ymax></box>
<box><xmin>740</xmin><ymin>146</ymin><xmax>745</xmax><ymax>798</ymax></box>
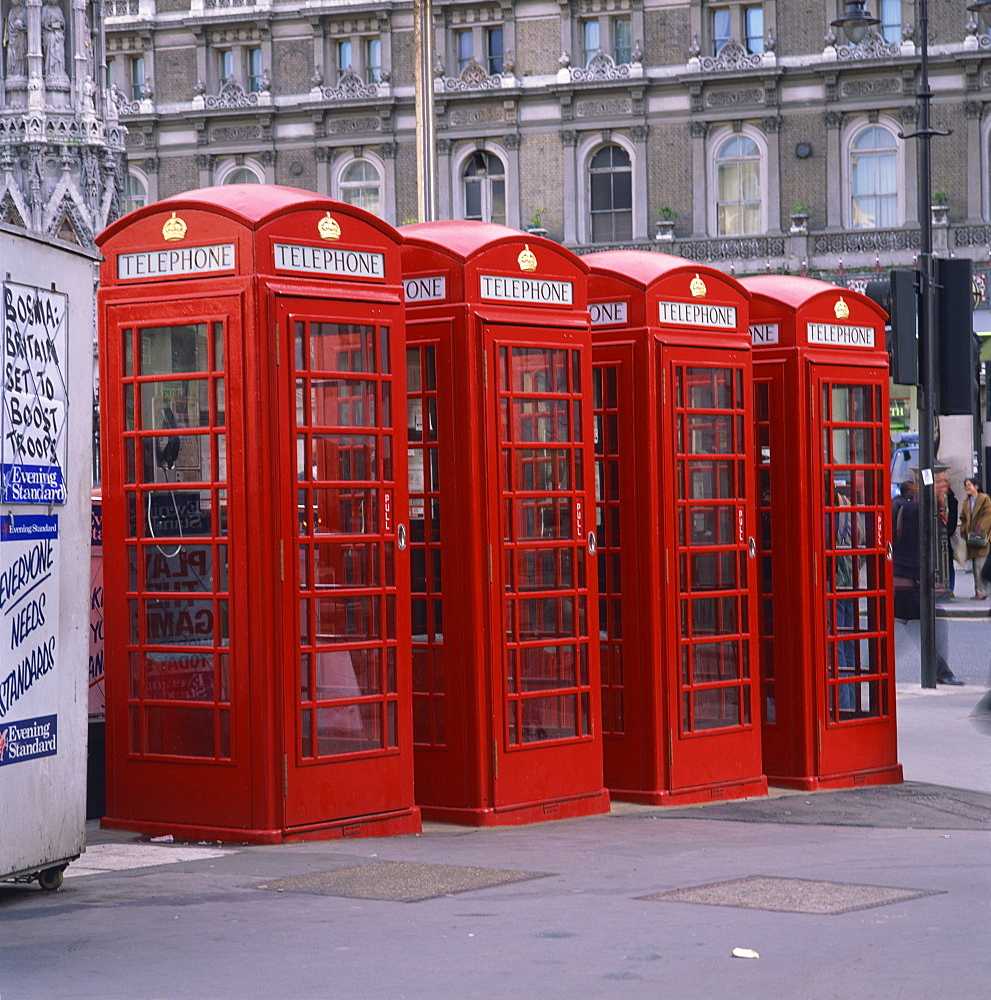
<box><xmin>400</xmin><ymin>221</ymin><xmax>609</xmax><ymax>825</ymax></box>
<box><xmin>742</xmin><ymin>275</ymin><xmax>902</xmax><ymax>789</ymax></box>
<box><xmin>585</xmin><ymin>250</ymin><xmax>766</xmax><ymax>805</ymax></box>
<box><xmin>96</xmin><ymin>186</ymin><xmax>420</xmax><ymax>842</ymax></box>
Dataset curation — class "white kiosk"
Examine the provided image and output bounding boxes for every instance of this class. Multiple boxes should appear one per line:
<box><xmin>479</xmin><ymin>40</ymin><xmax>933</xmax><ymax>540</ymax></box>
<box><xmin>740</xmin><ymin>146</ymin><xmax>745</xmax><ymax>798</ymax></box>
<box><xmin>1</xmin><ymin>225</ymin><xmax>97</xmax><ymax>889</ymax></box>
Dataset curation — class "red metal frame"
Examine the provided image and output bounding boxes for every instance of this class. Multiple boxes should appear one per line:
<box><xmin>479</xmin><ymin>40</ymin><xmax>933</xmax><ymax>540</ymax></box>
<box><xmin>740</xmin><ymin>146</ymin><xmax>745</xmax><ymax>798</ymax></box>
<box><xmin>742</xmin><ymin>275</ymin><xmax>902</xmax><ymax>790</ymax></box>
<box><xmin>97</xmin><ymin>186</ymin><xmax>420</xmax><ymax>842</ymax></box>
<box><xmin>401</xmin><ymin>221</ymin><xmax>609</xmax><ymax>825</ymax></box>
<box><xmin>586</xmin><ymin>251</ymin><xmax>767</xmax><ymax>806</ymax></box>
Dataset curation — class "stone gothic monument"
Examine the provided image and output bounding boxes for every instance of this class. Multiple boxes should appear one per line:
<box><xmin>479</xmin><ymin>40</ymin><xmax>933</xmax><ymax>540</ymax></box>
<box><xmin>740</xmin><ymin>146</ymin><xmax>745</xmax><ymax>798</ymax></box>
<box><xmin>1</xmin><ymin>0</ymin><xmax>125</xmax><ymax>245</ymax></box>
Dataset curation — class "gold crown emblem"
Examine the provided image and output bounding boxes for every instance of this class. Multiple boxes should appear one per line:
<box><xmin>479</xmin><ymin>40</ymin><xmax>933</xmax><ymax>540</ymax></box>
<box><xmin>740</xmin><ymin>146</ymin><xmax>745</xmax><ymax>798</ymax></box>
<box><xmin>318</xmin><ymin>212</ymin><xmax>341</xmax><ymax>241</ymax></box>
<box><xmin>835</xmin><ymin>296</ymin><xmax>850</xmax><ymax>320</ymax></box>
<box><xmin>517</xmin><ymin>244</ymin><xmax>537</xmax><ymax>272</ymax></box>
<box><xmin>162</xmin><ymin>212</ymin><xmax>187</xmax><ymax>242</ymax></box>
<box><xmin>690</xmin><ymin>273</ymin><xmax>707</xmax><ymax>298</ymax></box>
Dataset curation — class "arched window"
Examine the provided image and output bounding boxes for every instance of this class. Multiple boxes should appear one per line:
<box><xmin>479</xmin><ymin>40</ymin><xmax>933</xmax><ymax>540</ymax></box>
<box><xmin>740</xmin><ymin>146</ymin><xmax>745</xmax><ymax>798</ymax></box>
<box><xmin>122</xmin><ymin>172</ymin><xmax>147</xmax><ymax>215</ymax></box>
<box><xmin>223</xmin><ymin>166</ymin><xmax>260</xmax><ymax>185</ymax></box>
<box><xmin>715</xmin><ymin>134</ymin><xmax>761</xmax><ymax>236</ymax></box>
<box><xmin>589</xmin><ymin>144</ymin><xmax>632</xmax><ymax>243</ymax></box>
<box><xmin>850</xmin><ymin>126</ymin><xmax>897</xmax><ymax>229</ymax></box>
<box><xmin>462</xmin><ymin>151</ymin><xmax>505</xmax><ymax>225</ymax></box>
<box><xmin>339</xmin><ymin>160</ymin><xmax>381</xmax><ymax>214</ymax></box>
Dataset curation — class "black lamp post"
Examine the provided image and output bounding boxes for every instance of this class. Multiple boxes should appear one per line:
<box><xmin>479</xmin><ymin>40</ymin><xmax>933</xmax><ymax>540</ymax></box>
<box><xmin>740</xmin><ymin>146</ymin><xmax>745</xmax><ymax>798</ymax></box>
<box><xmin>832</xmin><ymin>0</ymin><xmax>945</xmax><ymax>689</ymax></box>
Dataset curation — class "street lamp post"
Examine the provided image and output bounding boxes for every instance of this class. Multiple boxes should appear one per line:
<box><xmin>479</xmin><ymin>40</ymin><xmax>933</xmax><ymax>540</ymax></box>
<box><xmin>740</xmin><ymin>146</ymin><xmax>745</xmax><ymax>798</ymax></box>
<box><xmin>833</xmin><ymin>0</ymin><xmax>947</xmax><ymax>689</ymax></box>
<box><xmin>413</xmin><ymin>0</ymin><xmax>437</xmax><ymax>222</ymax></box>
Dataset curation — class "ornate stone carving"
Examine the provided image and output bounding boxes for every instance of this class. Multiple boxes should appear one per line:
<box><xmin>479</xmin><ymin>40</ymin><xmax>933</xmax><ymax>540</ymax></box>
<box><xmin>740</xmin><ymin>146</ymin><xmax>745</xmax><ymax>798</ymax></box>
<box><xmin>699</xmin><ymin>39</ymin><xmax>762</xmax><ymax>73</ymax></box>
<box><xmin>442</xmin><ymin>58</ymin><xmax>502</xmax><ymax>92</ymax></box>
<box><xmin>841</xmin><ymin>78</ymin><xmax>900</xmax><ymax>97</ymax></box>
<box><xmin>204</xmin><ymin>78</ymin><xmax>259</xmax><ymax>109</ymax></box>
<box><xmin>706</xmin><ymin>89</ymin><xmax>764</xmax><ymax>108</ymax></box>
<box><xmin>571</xmin><ymin>51</ymin><xmax>632</xmax><ymax>82</ymax></box>
<box><xmin>321</xmin><ymin>67</ymin><xmax>379</xmax><ymax>101</ymax></box>
<box><xmin>576</xmin><ymin>98</ymin><xmax>633</xmax><ymax>117</ymax></box>
<box><xmin>835</xmin><ymin>28</ymin><xmax>901</xmax><ymax>61</ymax></box>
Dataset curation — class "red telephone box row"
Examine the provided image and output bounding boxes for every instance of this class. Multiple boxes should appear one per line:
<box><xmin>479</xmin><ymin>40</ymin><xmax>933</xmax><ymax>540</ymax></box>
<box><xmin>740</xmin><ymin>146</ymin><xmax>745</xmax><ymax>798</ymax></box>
<box><xmin>96</xmin><ymin>188</ymin><xmax>900</xmax><ymax>843</ymax></box>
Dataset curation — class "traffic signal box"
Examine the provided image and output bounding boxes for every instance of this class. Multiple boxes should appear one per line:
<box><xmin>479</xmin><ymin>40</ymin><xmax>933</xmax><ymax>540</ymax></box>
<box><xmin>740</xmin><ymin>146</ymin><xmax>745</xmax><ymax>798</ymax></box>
<box><xmin>742</xmin><ymin>276</ymin><xmax>902</xmax><ymax>790</ymax></box>
<box><xmin>96</xmin><ymin>186</ymin><xmax>421</xmax><ymax>842</ymax></box>
<box><xmin>585</xmin><ymin>250</ymin><xmax>767</xmax><ymax>806</ymax></box>
<box><xmin>401</xmin><ymin>221</ymin><xmax>610</xmax><ymax>825</ymax></box>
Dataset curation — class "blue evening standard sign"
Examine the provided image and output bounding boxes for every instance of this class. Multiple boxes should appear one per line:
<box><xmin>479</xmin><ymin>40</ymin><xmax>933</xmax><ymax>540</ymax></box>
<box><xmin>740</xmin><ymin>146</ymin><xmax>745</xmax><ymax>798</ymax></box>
<box><xmin>0</xmin><ymin>713</ymin><xmax>57</xmax><ymax>766</ymax></box>
<box><xmin>2</xmin><ymin>282</ymin><xmax>69</xmax><ymax>505</ymax></box>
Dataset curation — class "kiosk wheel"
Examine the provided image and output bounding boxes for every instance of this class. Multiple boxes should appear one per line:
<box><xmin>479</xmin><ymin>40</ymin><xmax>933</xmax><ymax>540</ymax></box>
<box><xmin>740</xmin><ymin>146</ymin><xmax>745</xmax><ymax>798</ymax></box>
<box><xmin>37</xmin><ymin>866</ymin><xmax>65</xmax><ymax>891</ymax></box>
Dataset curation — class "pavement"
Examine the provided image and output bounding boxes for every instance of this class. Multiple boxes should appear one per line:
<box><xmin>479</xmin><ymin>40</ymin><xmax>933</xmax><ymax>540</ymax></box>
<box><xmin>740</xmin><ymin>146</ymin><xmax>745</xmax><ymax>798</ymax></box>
<box><xmin>2</xmin><ymin>583</ymin><xmax>990</xmax><ymax>1000</ymax></box>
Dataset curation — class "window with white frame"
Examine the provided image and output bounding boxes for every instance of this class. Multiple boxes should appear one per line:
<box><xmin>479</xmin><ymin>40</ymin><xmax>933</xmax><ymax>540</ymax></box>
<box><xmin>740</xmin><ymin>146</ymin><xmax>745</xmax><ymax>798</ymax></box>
<box><xmin>247</xmin><ymin>47</ymin><xmax>263</xmax><ymax>92</ymax></box>
<box><xmin>221</xmin><ymin>164</ymin><xmax>262</xmax><ymax>184</ymax></box>
<box><xmin>879</xmin><ymin>0</ymin><xmax>901</xmax><ymax>43</ymax></box>
<box><xmin>462</xmin><ymin>151</ymin><xmax>505</xmax><ymax>225</ymax></box>
<box><xmin>715</xmin><ymin>134</ymin><xmax>761</xmax><ymax>235</ymax></box>
<box><xmin>449</xmin><ymin>20</ymin><xmax>506</xmax><ymax>77</ymax></box>
<box><xmin>850</xmin><ymin>125</ymin><xmax>897</xmax><ymax>229</ymax></box>
<box><xmin>326</xmin><ymin>29</ymin><xmax>383</xmax><ymax>84</ymax></box>
<box><xmin>338</xmin><ymin>160</ymin><xmax>381</xmax><ymax>215</ymax></box>
<box><xmin>580</xmin><ymin>14</ymin><xmax>632</xmax><ymax>65</ymax></box>
<box><xmin>589</xmin><ymin>145</ymin><xmax>632</xmax><ymax>243</ymax></box>
<box><xmin>122</xmin><ymin>172</ymin><xmax>147</xmax><ymax>215</ymax></box>
<box><xmin>218</xmin><ymin>48</ymin><xmax>234</xmax><ymax>84</ymax></box>
<box><xmin>105</xmin><ymin>53</ymin><xmax>139</xmax><ymax>99</ymax></box>
<box><xmin>707</xmin><ymin>3</ymin><xmax>765</xmax><ymax>55</ymax></box>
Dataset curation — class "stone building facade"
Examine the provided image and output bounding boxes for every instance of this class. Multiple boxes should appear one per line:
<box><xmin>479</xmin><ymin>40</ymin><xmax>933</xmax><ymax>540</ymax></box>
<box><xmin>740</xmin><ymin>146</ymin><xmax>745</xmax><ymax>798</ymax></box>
<box><xmin>1</xmin><ymin>0</ymin><xmax>126</xmax><ymax>245</ymax></box>
<box><xmin>97</xmin><ymin>0</ymin><xmax>991</xmax><ymax>297</ymax></box>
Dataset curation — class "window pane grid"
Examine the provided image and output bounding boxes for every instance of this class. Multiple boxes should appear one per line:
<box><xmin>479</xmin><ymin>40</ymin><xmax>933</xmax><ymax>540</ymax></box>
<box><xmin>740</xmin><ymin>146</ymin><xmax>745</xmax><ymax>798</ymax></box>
<box><xmin>673</xmin><ymin>364</ymin><xmax>753</xmax><ymax>735</ymax></box>
<box><xmin>821</xmin><ymin>381</ymin><xmax>889</xmax><ymax>723</ymax></box>
<box><xmin>294</xmin><ymin>319</ymin><xmax>398</xmax><ymax>760</ymax></box>
<box><xmin>123</xmin><ymin>321</ymin><xmax>232</xmax><ymax>761</ymax></box>
<box><xmin>501</xmin><ymin>347</ymin><xmax>592</xmax><ymax>746</ymax></box>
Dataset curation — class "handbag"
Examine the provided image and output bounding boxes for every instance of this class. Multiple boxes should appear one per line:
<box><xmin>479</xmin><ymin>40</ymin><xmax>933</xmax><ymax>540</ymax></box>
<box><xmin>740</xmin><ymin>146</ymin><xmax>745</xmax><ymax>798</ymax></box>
<box><xmin>968</xmin><ymin>531</ymin><xmax>989</xmax><ymax>548</ymax></box>
<box><xmin>952</xmin><ymin>532</ymin><xmax>968</xmax><ymax>567</ymax></box>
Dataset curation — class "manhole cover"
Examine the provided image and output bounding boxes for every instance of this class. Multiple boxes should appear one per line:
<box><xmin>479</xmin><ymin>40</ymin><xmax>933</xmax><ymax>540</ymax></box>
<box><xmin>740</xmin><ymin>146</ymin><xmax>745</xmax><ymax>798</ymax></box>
<box><xmin>252</xmin><ymin>861</ymin><xmax>551</xmax><ymax>903</ymax></box>
<box><xmin>639</xmin><ymin>876</ymin><xmax>943</xmax><ymax>915</ymax></box>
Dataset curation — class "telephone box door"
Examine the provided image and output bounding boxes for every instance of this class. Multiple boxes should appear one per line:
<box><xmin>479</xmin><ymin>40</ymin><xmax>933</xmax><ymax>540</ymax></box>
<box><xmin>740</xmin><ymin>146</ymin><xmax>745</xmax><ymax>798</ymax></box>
<box><xmin>277</xmin><ymin>296</ymin><xmax>411</xmax><ymax>829</ymax></box>
<box><xmin>487</xmin><ymin>330</ymin><xmax>600</xmax><ymax>808</ymax></box>
<box><xmin>102</xmin><ymin>297</ymin><xmax>252</xmax><ymax>827</ymax></box>
<box><xmin>663</xmin><ymin>347</ymin><xmax>761</xmax><ymax>792</ymax></box>
<box><xmin>811</xmin><ymin>365</ymin><xmax>896</xmax><ymax>775</ymax></box>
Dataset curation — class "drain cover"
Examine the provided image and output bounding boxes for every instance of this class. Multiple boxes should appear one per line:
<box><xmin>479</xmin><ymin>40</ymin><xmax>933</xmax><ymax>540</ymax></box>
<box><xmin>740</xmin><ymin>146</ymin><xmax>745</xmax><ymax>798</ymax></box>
<box><xmin>639</xmin><ymin>876</ymin><xmax>942</xmax><ymax>915</ymax></box>
<box><xmin>253</xmin><ymin>861</ymin><xmax>551</xmax><ymax>903</ymax></box>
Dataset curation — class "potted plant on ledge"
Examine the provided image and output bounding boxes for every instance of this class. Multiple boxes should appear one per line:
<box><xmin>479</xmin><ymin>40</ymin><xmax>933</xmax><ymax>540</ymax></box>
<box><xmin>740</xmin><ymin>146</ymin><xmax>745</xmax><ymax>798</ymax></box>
<box><xmin>655</xmin><ymin>205</ymin><xmax>677</xmax><ymax>241</ymax></box>
<box><xmin>789</xmin><ymin>201</ymin><xmax>810</xmax><ymax>235</ymax></box>
<box><xmin>526</xmin><ymin>208</ymin><xmax>547</xmax><ymax>237</ymax></box>
<box><xmin>931</xmin><ymin>191</ymin><xmax>949</xmax><ymax>226</ymax></box>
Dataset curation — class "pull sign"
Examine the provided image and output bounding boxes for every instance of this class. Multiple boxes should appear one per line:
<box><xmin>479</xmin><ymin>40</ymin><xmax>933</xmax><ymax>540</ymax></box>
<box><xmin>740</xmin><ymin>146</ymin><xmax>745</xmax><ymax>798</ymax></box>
<box><xmin>575</xmin><ymin>499</ymin><xmax>584</xmax><ymax>540</ymax></box>
<box><xmin>383</xmin><ymin>490</ymin><xmax>392</xmax><ymax>533</ymax></box>
<box><xmin>876</xmin><ymin>513</ymin><xmax>884</xmax><ymax>549</ymax></box>
<box><xmin>737</xmin><ymin>507</ymin><xmax>746</xmax><ymax>543</ymax></box>
<box><xmin>397</xmin><ymin>524</ymin><xmax>408</xmax><ymax>551</ymax></box>
<box><xmin>588</xmin><ymin>531</ymin><xmax>597</xmax><ymax>555</ymax></box>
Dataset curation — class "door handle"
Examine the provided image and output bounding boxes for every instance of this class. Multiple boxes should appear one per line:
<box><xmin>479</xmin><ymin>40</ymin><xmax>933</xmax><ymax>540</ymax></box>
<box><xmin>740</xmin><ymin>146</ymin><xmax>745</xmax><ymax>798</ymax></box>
<box><xmin>588</xmin><ymin>531</ymin><xmax>597</xmax><ymax>555</ymax></box>
<box><xmin>748</xmin><ymin>536</ymin><xmax>756</xmax><ymax>559</ymax></box>
<box><xmin>886</xmin><ymin>541</ymin><xmax>892</xmax><ymax>562</ymax></box>
<box><xmin>397</xmin><ymin>523</ymin><xmax>407</xmax><ymax>551</ymax></box>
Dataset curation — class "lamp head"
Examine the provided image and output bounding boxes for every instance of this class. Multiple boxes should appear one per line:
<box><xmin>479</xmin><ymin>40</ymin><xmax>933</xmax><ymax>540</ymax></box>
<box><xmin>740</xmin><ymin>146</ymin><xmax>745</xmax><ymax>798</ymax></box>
<box><xmin>831</xmin><ymin>0</ymin><xmax>880</xmax><ymax>44</ymax></box>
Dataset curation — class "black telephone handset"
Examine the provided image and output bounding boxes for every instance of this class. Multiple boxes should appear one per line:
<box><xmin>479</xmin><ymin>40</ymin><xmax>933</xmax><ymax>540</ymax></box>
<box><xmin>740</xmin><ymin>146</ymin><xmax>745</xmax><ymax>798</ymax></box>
<box><xmin>155</xmin><ymin>406</ymin><xmax>181</xmax><ymax>470</ymax></box>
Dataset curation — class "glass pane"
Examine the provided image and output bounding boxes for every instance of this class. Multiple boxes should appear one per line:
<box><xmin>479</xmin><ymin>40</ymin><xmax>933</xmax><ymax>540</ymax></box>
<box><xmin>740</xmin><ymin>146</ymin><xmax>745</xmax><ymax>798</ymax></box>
<box><xmin>139</xmin><ymin>325</ymin><xmax>208</xmax><ymax>375</ymax></box>
<box><xmin>145</xmin><ymin>652</ymin><xmax>215</xmax><ymax>700</ymax></box>
<box><xmin>310</xmin><ymin>324</ymin><xmax>376</xmax><ymax>373</ymax></box>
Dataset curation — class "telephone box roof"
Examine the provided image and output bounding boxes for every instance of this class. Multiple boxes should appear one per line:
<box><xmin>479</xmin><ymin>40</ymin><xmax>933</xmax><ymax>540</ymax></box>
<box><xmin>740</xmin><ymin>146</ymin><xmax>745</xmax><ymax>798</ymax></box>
<box><xmin>97</xmin><ymin>184</ymin><xmax>397</xmax><ymax>246</ymax></box>
<box><xmin>741</xmin><ymin>274</ymin><xmax>887</xmax><ymax>322</ymax></box>
<box><xmin>401</xmin><ymin>220</ymin><xmax>589</xmax><ymax>271</ymax></box>
<box><xmin>583</xmin><ymin>249</ymin><xmax>751</xmax><ymax>297</ymax></box>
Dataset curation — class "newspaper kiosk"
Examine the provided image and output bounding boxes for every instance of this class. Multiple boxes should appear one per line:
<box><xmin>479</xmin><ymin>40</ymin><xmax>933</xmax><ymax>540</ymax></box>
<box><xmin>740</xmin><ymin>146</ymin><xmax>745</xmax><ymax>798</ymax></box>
<box><xmin>401</xmin><ymin>221</ymin><xmax>609</xmax><ymax>825</ymax></box>
<box><xmin>97</xmin><ymin>186</ymin><xmax>420</xmax><ymax>842</ymax></box>
<box><xmin>585</xmin><ymin>250</ymin><xmax>766</xmax><ymax>805</ymax></box>
<box><xmin>742</xmin><ymin>276</ymin><xmax>901</xmax><ymax>789</ymax></box>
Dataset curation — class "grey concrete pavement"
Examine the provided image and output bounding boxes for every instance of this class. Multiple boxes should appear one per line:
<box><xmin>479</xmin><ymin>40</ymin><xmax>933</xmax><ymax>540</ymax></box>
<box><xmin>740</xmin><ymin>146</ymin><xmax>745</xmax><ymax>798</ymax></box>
<box><xmin>2</xmin><ymin>611</ymin><xmax>989</xmax><ymax>1000</ymax></box>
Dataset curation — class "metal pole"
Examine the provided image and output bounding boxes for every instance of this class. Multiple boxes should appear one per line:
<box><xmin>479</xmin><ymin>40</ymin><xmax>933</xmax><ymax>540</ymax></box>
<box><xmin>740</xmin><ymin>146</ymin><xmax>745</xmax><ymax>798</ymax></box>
<box><xmin>413</xmin><ymin>0</ymin><xmax>436</xmax><ymax>223</ymax></box>
<box><xmin>916</xmin><ymin>0</ymin><xmax>938</xmax><ymax>689</ymax></box>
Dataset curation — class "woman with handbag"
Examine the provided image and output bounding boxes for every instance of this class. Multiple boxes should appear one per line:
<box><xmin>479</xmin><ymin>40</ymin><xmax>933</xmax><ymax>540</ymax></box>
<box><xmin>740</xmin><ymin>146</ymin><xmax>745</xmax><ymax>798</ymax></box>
<box><xmin>959</xmin><ymin>477</ymin><xmax>991</xmax><ymax>599</ymax></box>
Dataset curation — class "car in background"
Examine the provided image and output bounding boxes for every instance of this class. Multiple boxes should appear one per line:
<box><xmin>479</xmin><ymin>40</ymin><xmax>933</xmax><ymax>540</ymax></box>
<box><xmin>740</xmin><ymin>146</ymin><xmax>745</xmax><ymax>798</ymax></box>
<box><xmin>890</xmin><ymin>435</ymin><xmax>919</xmax><ymax>498</ymax></box>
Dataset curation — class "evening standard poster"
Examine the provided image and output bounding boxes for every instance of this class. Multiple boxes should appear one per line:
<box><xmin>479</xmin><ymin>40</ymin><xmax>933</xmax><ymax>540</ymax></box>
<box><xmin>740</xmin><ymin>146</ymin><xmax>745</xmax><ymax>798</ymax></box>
<box><xmin>0</xmin><ymin>515</ymin><xmax>60</xmax><ymax>766</ymax></box>
<box><xmin>2</xmin><ymin>282</ymin><xmax>69</xmax><ymax>505</ymax></box>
